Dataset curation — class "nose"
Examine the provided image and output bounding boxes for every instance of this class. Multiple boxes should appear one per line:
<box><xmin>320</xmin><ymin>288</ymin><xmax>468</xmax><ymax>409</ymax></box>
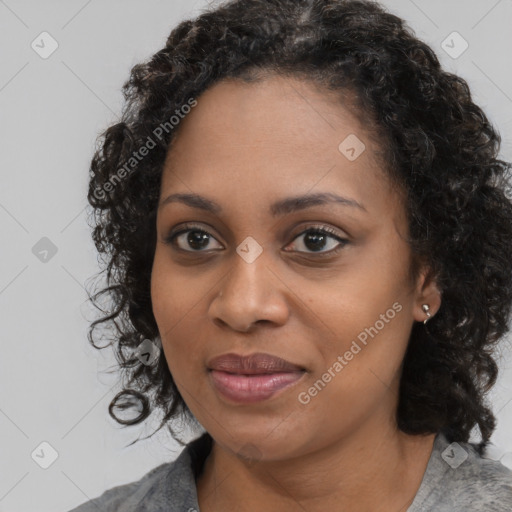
<box><xmin>208</xmin><ymin>252</ymin><xmax>289</xmax><ymax>333</ymax></box>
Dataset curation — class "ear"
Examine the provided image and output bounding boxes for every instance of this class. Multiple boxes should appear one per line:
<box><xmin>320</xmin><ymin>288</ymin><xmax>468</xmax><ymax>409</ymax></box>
<box><xmin>412</xmin><ymin>266</ymin><xmax>441</xmax><ymax>324</ymax></box>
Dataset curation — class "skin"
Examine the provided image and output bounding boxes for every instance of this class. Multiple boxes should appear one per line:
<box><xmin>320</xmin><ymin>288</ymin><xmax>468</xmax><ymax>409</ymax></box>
<box><xmin>150</xmin><ymin>74</ymin><xmax>442</xmax><ymax>511</ymax></box>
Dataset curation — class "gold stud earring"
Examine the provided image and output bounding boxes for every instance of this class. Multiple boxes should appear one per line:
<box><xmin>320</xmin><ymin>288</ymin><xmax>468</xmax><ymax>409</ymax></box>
<box><xmin>422</xmin><ymin>304</ymin><xmax>432</xmax><ymax>324</ymax></box>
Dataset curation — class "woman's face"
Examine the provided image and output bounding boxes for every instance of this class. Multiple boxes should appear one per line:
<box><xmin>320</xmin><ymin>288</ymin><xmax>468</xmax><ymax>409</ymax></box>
<box><xmin>151</xmin><ymin>74</ymin><xmax>436</xmax><ymax>460</ymax></box>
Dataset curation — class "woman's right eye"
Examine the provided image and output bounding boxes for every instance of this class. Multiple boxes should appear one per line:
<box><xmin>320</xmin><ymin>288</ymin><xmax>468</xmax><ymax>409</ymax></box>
<box><xmin>164</xmin><ymin>225</ymin><xmax>224</xmax><ymax>252</ymax></box>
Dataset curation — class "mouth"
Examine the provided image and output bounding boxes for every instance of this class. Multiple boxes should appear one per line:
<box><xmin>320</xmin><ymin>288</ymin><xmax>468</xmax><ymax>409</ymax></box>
<box><xmin>207</xmin><ymin>352</ymin><xmax>307</xmax><ymax>404</ymax></box>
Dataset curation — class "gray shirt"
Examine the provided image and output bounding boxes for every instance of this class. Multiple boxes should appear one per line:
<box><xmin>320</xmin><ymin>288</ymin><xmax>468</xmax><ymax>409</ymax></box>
<box><xmin>68</xmin><ymin>431</ymin><xmax>512</xmax><ymax>511</ymax></box>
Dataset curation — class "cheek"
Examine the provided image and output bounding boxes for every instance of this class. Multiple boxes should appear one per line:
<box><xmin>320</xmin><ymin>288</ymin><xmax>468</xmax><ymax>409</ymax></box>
<box><xmin>296</xmin><ymin>303</ymin><xmax>411</xmax><ymax>435</ymax></box>
<box><xmin>150</xmin><ymin>254</ymin><xmax>208</xmax><ymax>373</ymax></box>
<box><xmin>314</xmin><ymin>294</ymin><xmax>410</xmax><ymax>378</ymax></box>
<box><xmin>151</xmin><ymin>256</ymin><xmax>187</xmax><ymax>359</ymax></box>
<box><xmin>151</xmin><ymin>250</ymin><xmax>195</xmax><ymax>328</ymax></box>
<box><xmin>309</xmin><ymin>267</ymin><xmax>406</xmax><ymax>343</ymax></box>
<box><xmin>305</xmin><ymin>247</ymin><xmax>413</xmax><ymax>386</ymax></box>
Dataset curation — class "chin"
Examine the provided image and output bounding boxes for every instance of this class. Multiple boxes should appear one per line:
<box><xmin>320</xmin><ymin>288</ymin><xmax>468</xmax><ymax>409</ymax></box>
<box><xmin>205</xmin><ymin>417</ymin><xmax>313</xmax><ymax>462</ymax></box>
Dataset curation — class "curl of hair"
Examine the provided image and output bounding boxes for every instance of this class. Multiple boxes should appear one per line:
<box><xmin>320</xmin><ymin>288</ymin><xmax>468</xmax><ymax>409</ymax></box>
<box><xmin>85</xmin><ymin>0</ymin><xmax>512</xmax><ymax>452</ymax></box>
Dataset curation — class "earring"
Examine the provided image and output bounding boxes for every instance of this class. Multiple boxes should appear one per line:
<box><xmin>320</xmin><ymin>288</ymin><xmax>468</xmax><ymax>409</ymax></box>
<box><xmin>422</xmin><ymin>304</ymin><xmax>432</xmax><ymax>324</ymax></box>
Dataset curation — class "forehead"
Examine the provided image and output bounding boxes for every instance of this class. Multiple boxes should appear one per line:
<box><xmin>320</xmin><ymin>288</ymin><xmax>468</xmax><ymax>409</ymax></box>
<box><xmin>160</xmin><ymin>74</ymin><xmax>403</xmax><ymax>223</ymax></box>
<box><xmin>166</xmin><ymin>74</ymin><xmax>376</xmax><ymax>161</ymax></box>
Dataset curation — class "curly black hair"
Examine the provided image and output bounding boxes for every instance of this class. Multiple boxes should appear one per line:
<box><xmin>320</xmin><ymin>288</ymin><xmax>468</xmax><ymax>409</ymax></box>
<box><xmin>85</xmin><ymin>0</ymin><xmax>512</xmax><ymax>453</ymax></box>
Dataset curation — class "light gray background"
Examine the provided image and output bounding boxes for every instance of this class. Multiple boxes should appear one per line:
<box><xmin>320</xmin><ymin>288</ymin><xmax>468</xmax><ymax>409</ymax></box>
<box><xmin>0</xmin><ymin>1</ymin><xmax>511</xmax><ymax>511</ymax></box>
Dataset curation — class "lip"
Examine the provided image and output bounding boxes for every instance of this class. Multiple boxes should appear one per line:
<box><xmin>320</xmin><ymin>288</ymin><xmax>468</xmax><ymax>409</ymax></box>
<box><xmin>207</xmin><ymin>352</ymin><xmax>305</xmax><ymax>373</ymax></box>
<box><xmin>207</xmin><ymin>352</ymin><xmax>306</xmax><ymax>404</ymax></box>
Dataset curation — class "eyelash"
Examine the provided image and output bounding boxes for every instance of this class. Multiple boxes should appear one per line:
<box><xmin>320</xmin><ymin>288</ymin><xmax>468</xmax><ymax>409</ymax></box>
<box><xmin>164</xmin><ymin>223</ymin><xmax>349</xmax><ymax>256</ymax></box>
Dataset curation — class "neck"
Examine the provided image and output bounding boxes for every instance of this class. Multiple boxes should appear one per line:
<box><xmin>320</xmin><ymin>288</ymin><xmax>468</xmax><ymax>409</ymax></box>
<box><xmin>196</xmin><ymin>422</ymin><xmax>436</xmax><ymax>512</ymax></box>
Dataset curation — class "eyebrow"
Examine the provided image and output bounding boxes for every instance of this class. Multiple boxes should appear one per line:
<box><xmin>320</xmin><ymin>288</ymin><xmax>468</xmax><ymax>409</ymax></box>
<box><xmin>159</xmin><ymin>191</ymin><xmax>367</xmax><ymax>216</ymax></box>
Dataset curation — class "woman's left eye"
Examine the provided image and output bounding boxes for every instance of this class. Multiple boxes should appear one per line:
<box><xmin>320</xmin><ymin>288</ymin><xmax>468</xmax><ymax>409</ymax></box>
<box><xmin>164</xmin><ymin>224</ymin><xmax>349</xmax><ymax>255</ymax></box>
<box><xmin>286</xmin><ymin>226</ymin><xmax>349</xmax><ymax>255</ymax></box>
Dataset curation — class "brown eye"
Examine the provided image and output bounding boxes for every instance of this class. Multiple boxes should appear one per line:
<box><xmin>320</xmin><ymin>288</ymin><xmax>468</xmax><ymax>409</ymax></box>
<box><xmin>165</xmin><ymin>225</ymin><xmax>223</xmax><ymax>252</ymax></box>
<box><xmin>286</xmin><ymin>226</ymin><xmax>349</xmax><ymax>255</ymax></box>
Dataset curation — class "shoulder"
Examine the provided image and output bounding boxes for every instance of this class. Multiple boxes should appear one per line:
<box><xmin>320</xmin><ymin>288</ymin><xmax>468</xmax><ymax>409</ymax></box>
<box><xmin>445</xmin><ymin>445</ymin><xmax>512</xmax><ymax>509</ymax></box>
<box><xmin>66</xmin><ymin>461</ymin><xmax>175</xmax><ymax>512</ymax></box>
<box><xmin>66</xmin><ymin>433</ymin><xmax>211</xmax><ymax>512</ymax></box>
<box><xmin>410</xmin><ymin>433</ymin><xmax>512</xmax><ymax>512</ymax></box>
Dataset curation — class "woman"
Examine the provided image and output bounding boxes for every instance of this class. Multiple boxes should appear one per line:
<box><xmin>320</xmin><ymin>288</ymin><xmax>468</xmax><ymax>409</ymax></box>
<box><xmin>71</xmin><ymin>0</ymin><xmax>512</xmax><ymax>510</ymax></box>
